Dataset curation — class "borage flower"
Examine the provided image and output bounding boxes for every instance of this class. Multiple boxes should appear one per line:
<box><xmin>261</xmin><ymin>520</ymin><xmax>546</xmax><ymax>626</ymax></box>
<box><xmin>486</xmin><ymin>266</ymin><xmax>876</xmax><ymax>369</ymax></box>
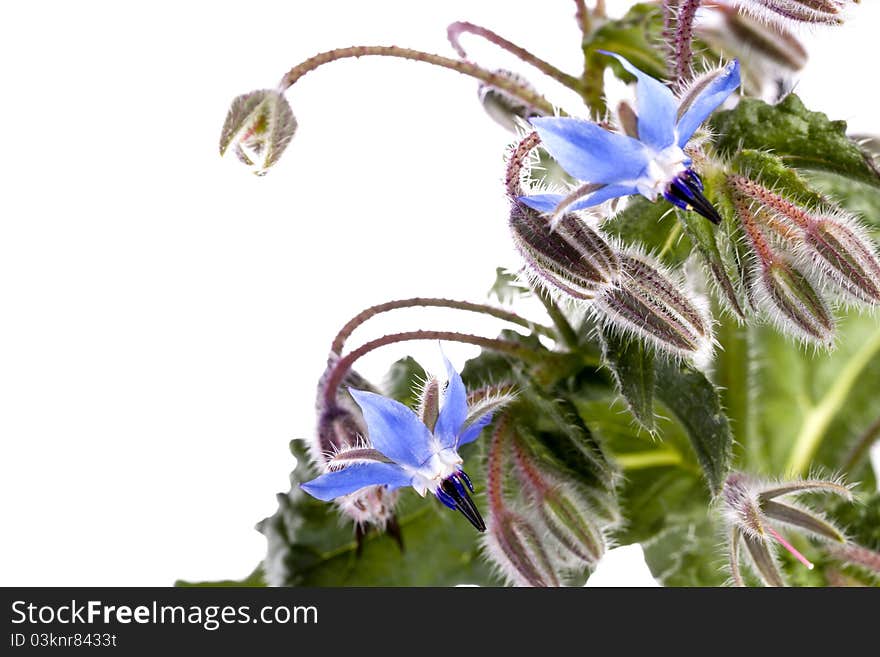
<box><xmin>520</xmin><ymin>52</ymin><xmax>740</xmax><ymax>226</ymax></box>
<box><xmin>301</xmin><ymin>355</ymin><xmax>498</xmax><ymax>531</ymax></box>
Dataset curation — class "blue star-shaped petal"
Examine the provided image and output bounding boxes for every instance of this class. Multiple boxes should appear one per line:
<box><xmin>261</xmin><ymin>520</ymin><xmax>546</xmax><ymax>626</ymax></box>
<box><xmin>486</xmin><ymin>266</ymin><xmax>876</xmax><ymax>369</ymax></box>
<box><xmin>520</xmin><ymin>52</ymin><xmax>740</xmax><ymax>225</ymax></box>
<box><xmin>301</xmin><ymin>355</ymin><xmax>494</xmax><ymax>531</ymax></box>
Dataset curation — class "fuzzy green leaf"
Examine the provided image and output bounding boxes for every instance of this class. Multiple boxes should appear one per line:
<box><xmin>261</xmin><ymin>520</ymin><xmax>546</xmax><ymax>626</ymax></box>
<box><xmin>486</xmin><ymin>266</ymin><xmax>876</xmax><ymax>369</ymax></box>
<box><xmin>711</xmin><ymin>94</ymin><xmax>880</xmax><ymax>188</ymax></box>
<box><xmin>654</xmin><ymin>360</ymin><xmax>734</xmax><ymax>495</ymax></box>
<box><xmin>254</xmin><ymin>442</ymin><xmax>502</xmax><ymax>586</ymax></box>
<box><xmin>598</xmin><ymin>326</ymin><xmax>656</xmax><ymax>432</ymax></box>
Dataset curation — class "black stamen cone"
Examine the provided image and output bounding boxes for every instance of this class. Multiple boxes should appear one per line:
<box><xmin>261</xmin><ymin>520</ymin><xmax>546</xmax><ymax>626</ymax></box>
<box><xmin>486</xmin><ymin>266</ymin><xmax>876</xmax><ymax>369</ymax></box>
<box><xmin>440</xmin><ymin>478</ymin><xmax>486</xmax><ymax>532</ymax></box>
<box><xmin>665</xmin><ymin>171</ymin><xmax>722</xmax><ymax>225</ymax></box>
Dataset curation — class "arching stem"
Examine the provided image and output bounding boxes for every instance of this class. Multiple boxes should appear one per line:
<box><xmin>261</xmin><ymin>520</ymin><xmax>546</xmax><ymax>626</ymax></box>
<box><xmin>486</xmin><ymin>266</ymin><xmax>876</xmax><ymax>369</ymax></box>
<box><xmin>279</xmin><ymin>45</ymin><xmax>557</xmax><ymax>116</ymax></box>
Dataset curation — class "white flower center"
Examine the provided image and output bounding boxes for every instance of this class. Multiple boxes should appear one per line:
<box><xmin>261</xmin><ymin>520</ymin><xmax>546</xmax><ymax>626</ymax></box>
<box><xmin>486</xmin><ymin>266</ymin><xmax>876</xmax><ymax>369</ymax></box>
<box><xmin>635</xmin><ymin>144</ymin><xmax>689</xmax><ymax>200</ymax></box>
<box><xmin>408</xmin><ymin>442</ymin><xmax>463</xmax><ymax>496</ymax></box>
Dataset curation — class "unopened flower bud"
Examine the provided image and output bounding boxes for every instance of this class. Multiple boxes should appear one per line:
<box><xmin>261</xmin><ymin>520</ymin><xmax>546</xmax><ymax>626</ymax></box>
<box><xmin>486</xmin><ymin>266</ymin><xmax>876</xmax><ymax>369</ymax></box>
<box><xmin>484</xmin><ymin>510</ymin><xmax>561</xmax><ymax>587</ymax></box>
<box><xmin>697</xmin><ymin>1</ymin><xmax>808</xmax><ymax>75</ymax></box>
<box><xmin>595</xmin><ymin>252</ymin><xmax>714</xmax><ymax>362</ymax></box>
<box><xmin>478</xmin><ymin>69</ymin><xmax>544</xmax><ymax>132</ymax></box>
<box><xmin>728</xmin><ymin>185</ymin><xmax>836</xmax><ymax>344</ymax></box>
<box><xmin>509</xmin><ymin>201</ymin><xmax>619</xmax><ymax>300</ymax></box>
<box><xmin>219</xmin><ymin>89</ymin><xmax>297</xmax><ymax>176</ymax></box>
<box><xmin>512</xmin><ymin>437</ymin><xmax>607</xmax><ymax>566</ymax></box>
<box><xmin>764</xmin><ymin>257</ymin><xmax>835</xmax><ymax>345</ymax></box>
<box><xmin>801</xmin><ymin>215</ymin><xmax>880</xmax><ymax>304</ymax></box>
<box><xmin>729</xmin><ymin>0</ymin><xmax>847</xmax><ymax>26</ymax></box>
<box><xmin>729</xmin><ymin>176</ymin><xmax>880</xmax><ymax>305</ymax></box>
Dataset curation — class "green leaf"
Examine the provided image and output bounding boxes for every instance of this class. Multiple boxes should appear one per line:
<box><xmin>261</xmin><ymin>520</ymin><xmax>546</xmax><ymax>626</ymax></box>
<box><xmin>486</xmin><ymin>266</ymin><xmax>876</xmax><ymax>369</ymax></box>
<box><xmin>598</xmin><ymin>325</ymin><xmax>656</xmax><ymax>432</ymax></box>
<box><xmin>654</xmin><ymin>359</ymin><xmax>734</xmax><ymax>495</ymax></box>
<box><xmin>711</xmin><ymin>94</ymin><xmax>880</xmax><ymax>188</ymax></box>
<box><xmin>712</xmin><ymin>314</ymin><xmax>759</xmax><ymax>469</ymax></box>
<box><xmin>753</xmin><ymin>313</ymin><xmax>880</xmax><ymax>482</ymax></box>
<box><xmin>676</xmin><ymin>208</ymin><xmax>744</xmax><ymax>317</ymax></box>
<box><xmin>382</xmin><ymin>356</ymin><xmax>427</xmax><ymax>408</ymax></box>
<box><xmin>641</xmin><ymin>510</ymin><xmax>726</xmax><ymax>586</ymax></box>
<box><xmin>257</xmin><ymin>442</ymin><xmax>502</xmax><ymax>586</ymax></box>
<box><xmin>584</xmin><ymin>4</ymin><xmax>666</xmax><ymax>80</ymax></box>
<box><xmin>488</xmin><ymin>267</ymin><xmax>531</xmax><ymax>304</ymax></box>
<box><xmin>801</xmin><ymin>170</ymin><xmax>880</xmax><ymax>232</ymax></box>
<box><xmin>602</xmin><ymin>196</ymin><xmax>693</xmax><ymax>266</ymax></box>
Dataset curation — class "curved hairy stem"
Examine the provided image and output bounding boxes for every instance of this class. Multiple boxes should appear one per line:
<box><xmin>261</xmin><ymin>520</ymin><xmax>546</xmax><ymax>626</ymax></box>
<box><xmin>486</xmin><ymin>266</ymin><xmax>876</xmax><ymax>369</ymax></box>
<box><xmin>279</xmin><ymin>45</ymin><xmax>557</xmax><ymax>116</ymax></box>
<box><xmin>447</xmin><ymin>21</ymin><xmax>583</xmax><ymax>92</ymax></box>
<box><xmin>329</xmin><ymin>297</ymin><xmax>556</xmax><ymax>356</ymax></box>
<box><xmin>322</xmin><ymin>330</ymin><xmax>546</xmax><ymax>407</ymax></box>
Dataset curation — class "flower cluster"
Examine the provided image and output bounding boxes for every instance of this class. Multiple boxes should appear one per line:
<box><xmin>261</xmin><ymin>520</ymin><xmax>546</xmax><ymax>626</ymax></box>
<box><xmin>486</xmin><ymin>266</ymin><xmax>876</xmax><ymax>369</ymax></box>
<box><xmin>727</xmin><ymin>174</ymin><xmax>880</xmax><ymax>345</ymax></box>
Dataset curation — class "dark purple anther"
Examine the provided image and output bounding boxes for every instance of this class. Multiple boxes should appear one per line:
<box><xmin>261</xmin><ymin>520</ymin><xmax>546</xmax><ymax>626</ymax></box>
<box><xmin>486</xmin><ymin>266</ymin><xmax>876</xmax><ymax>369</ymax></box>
<box><xmin>663</xmin><ymin>169</ymin><xmax>722</xmax><ymax>225</ymax></box>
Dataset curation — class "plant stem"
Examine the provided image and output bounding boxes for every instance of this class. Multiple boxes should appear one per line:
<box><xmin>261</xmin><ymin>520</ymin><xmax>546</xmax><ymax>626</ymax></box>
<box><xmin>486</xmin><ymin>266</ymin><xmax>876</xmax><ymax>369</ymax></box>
<box><xmin>573</xmin><ymin>0</ymin><xmax>592</xmax><ymax>38</ymax></box>
<box><xmin>535</xmin><ymin>287</ymin><xmax>580</xmax><ymax>349</ymax></box>
<box><xmin>447</xmin><ymin>21</ymin><xmax>583</xmax><ymax>93</ymax></box>
<box><xmin>279</xmin><ymin>45</ymin><xmax>557</xmax><ymax>116</ymax></box>
<box><xmin>329</xmin><ymin>297</ymin><xmax>555</xmax><ymax>355</ymax></box>
<box><xmin>322</xmin><ymin>330</ymin><xmax>546</xmax><ymax>407</ymax></box>
<box><xmin>673</xmin><ymin>0</ymin><xmax>701</xmax><ymax>89</ymax></box>
<box><xmin>786</xmin><ymin>327</ymin><xmax>880</xmax><ymax>475</ymax></box>
<box><xmin>841</xmin><ymin>414</ymin><xmax>880</xmax><ymax>473</ymax></box>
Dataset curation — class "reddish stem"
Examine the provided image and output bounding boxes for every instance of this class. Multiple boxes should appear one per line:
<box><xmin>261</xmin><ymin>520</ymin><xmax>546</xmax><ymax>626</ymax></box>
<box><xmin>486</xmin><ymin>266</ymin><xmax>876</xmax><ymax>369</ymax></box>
<box><xmin>279</xmin><ymin>45</ymin><xmax>556</xmax><ymax>116</ymax></box>
<box><xmin>330</xmin><ymin>297</ymin><xmax>554</xmax><ymax>356</ymax></box>
<box><xmin>322</xmin><ymin>330</ymin><xmax>543</xmax><ymax>408</ymax></box>
<box><xmin>447</xmin><ymin>21</ymin><xmax>583</xmax><ymax>92</ymax></box>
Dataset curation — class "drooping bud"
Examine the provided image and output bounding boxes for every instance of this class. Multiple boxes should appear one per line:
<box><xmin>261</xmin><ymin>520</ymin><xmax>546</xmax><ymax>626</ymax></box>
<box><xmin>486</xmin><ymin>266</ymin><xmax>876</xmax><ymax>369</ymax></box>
<box><xmin>799</xmin><ymin>214</ymin><xmax>880</xmax><ymax>305</ymax></box>
<box><xmin>728</xmin><ymin>184</ymin><xmax>835</xmax><ymax>345</ymax></box>
<box><xmin>477</xmin><ymin>69</ymin><xmax>544</xmax><ymax>131</ymax></box>
<box><xmin>696</xmin><ymin>1</ymin><xmax>808</xmax><ymax>77</ymax></box>
<box><xmin>314</xmin><ymin>361</ymin><xmax>400</xmax><ymax>529</ymax></box>
<box><xmin>219</xmin><ymin>89</ymin><xmax>297</xmax><ymax>176</ymax></box>
<box><xmin>594</xmin><ymin>252</ymin><xmax>714</xmax><ymax>362</ymax></box>
<box><xmin>764</xmin><ymin>257</ymin><xmax>835</xmax><ymax>344</ymax></box>
<box><xmin>484</xmin><ymin>511</ymin><xmax>561</xmax><ymax>587</ymax></box>
<box><xmin>512</xmin><ymin>437</ymin><xmax>607</xmax><ymax>566</ymax></box>
<box><xmin>729</xmin><ymin>176</ymin><xmax>880</xmax><ymax>305</ymax></box>
<box><xmin>509</xmin><ymin>201</ymin><xmax>620</xmax><ymax>300</ymax></box>
<box><xmin>728</xmin><ymin>0</ymin><xmax>847</xmax><ymax>26</ymax></box>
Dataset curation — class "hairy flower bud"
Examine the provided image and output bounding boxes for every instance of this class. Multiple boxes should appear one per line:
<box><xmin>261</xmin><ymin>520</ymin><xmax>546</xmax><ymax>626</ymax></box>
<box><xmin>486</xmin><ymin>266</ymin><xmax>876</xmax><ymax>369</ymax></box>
<box><xmin>478</xmin><ymin>69</ymin><xmax>543</xmax><ymax>132</ymax></box>
<box><xmin>728</xmin><ymin>185</ymin><xmax>836</xmax><ymax>345</ymax></box>
<box><xmin>729</xmin><ymin>176</ymin><xmax>880</xmax><ymax>305</ymax></box>
<box><xmin>595</xmin><ymin>252</ymin><xmax>714</xmax><ymax>362</ymax></box>
<box><xmin>484</xmin><ymin>511</ymin><xmax>561</xmax><ymax>587</ymax></box>
<box><xmin>804</xmin><ymin>218</ymin><xmax>880</xmax><ymax>304</ymax></box>
<box><xmin>219</xmin><ymin>89</ymin><xmax>297</xmax><ymax>175</ymax></box>
<box><xmin>697</xmin><ymin>1</ymin><xmax>808</xmax><ymax>78</ymax></box>
<box><xmin>509</xmin><ymin>201</ymin><xmax>619</xmax><ymax>299</ymax></box>
<box><xmin>764</xmin><ymin>258</ymin><xmax>835</xmax><ymax>344</ymax></box>
<box><xmin>728</xmin><ymin>0</ymin><xmax>848</xmax><ymax>26</ymax></box>
<box><xmin>512</xmin><ymin>438</ymin><xmax>607</xmax><ymax>566</ymax></box>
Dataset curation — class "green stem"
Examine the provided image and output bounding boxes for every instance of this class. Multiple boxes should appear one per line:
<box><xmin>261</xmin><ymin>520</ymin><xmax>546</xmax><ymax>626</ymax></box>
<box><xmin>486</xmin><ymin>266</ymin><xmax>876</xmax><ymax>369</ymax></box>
<box><xmin>535</xmin><ymin>287</ymin><xmax>580</xmax><ymax>349</ymax></box>
<box><xmin>841</xmin><ymin>414</ymin><xmax>880</xmax><ymax>474</ymax></box>
<box><xmin>786</xmin><ymin>328</ymin><xmax>880</xmax><ymax>475</ymax></box>
<box><xmin>279</xmin><ymin>45</ymin><xmax>557</xmax><ymax>116</ymax></box>
<box><xmin>615</xmin><ymin>449</ymin><xmax>684</xmax><ymax>470</ymax></box>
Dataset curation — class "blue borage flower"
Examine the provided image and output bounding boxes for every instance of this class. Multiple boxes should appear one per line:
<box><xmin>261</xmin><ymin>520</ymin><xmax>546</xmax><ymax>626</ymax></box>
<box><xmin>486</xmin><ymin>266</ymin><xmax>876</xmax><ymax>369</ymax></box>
<box><xmin>301</xmin><ymin>355</ymin><xmax>495</xmax><ymax>531</ymax></box>
<box><xmin>520</xmin><ymin>52</ymin><xmax>740</xmax><ymax>227</ymax></box>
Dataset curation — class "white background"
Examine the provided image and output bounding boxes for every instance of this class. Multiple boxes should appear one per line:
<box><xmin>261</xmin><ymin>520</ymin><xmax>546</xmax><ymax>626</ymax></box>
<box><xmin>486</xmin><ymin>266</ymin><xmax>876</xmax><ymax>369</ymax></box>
<box><xmin>1</xmin><ymin>0</ymin><xmax>878</xmax><ymax>586</ymax></box>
